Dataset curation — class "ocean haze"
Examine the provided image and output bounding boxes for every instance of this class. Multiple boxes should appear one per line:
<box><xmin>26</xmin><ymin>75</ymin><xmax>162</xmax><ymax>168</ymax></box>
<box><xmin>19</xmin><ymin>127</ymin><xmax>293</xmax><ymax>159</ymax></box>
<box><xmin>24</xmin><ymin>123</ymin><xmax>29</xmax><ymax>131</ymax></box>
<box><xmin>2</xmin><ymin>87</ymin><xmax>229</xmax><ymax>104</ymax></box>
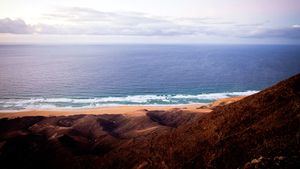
<box><xmin>0</xmin><ymin>44</ymin><xmax>299</xmax><ymax>110</ymax></box>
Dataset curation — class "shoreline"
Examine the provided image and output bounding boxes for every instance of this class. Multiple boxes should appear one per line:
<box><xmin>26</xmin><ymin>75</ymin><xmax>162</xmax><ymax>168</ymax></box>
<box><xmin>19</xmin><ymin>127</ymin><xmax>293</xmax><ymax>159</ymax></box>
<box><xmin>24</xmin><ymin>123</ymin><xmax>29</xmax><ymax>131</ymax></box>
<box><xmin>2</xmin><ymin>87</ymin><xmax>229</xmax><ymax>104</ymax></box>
<box><xmin>0</xmin><ymin>90</ymin><xmax>259</xmax><ymax>112</ymax></box>
<box><xmin>0</xmin><ymin>96</ymin><xmax>245</xmax><ymax>119</ymax></box>
<box><xmin>0</xmin><ymin>102</ymin><xmax>208</xmax><ymax>112</ymax></box>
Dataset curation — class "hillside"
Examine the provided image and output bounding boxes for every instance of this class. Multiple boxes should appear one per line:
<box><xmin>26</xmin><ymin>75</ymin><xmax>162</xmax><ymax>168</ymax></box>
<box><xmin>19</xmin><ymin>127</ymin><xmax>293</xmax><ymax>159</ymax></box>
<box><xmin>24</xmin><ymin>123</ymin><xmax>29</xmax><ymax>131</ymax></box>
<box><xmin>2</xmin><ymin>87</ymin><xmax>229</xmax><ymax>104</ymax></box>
<box><xmin>146</xmin><ymin>74</ymin><xmax>300</xmax><ymax>169</ymax></box>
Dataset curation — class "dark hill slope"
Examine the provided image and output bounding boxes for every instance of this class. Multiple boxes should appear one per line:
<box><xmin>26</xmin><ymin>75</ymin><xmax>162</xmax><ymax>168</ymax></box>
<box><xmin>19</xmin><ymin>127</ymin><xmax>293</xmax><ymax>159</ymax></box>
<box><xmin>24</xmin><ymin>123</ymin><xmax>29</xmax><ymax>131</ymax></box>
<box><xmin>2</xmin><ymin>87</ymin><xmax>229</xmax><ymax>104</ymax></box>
<box><xmin>144</xmin><ymin>74</ymin><xmax>300</xmax><ymax>169</ymax></box>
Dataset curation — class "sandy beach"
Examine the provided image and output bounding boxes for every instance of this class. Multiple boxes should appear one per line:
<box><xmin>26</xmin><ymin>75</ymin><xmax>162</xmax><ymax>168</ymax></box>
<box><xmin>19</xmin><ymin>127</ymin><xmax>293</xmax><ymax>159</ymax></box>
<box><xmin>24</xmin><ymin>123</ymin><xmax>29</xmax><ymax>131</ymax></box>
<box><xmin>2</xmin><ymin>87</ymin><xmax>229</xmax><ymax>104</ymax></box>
<box><xmin>0</xmin><ymin>96</ymin><xmax>245</xmax><ymax>119</ymax></box>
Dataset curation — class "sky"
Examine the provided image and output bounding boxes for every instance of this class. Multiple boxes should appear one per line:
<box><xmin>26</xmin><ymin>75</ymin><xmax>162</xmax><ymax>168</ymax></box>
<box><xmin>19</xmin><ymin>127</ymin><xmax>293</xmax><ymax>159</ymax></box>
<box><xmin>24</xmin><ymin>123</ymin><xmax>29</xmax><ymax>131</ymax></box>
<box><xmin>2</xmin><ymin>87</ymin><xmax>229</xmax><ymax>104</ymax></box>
<box><xmin>0</xmin><ymin>0</ymin><xmax>299</xmax><ymax>44</ymax></box>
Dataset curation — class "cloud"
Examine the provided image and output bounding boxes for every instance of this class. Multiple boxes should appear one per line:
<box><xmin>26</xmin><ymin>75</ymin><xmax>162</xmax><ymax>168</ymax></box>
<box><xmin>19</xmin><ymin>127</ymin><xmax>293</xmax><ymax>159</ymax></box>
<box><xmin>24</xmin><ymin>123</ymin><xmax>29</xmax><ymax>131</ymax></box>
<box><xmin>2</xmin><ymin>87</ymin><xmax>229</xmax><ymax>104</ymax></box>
<box><xmin>0</xmin><ymin>18</ymin><xmax>33</xmax><ymax>34</ymax></box>
<box><xmin>293</xmin><ymin>25</ymin><xmax>300</xmax><ymax>28</ymax></box>
<box><xmin>38</xmin><ymin>7</ymin><xmax>200</xmax><ymax>36</ymax></box>
<box><xmin>0</xmin><ymin>7</ymin><xmax>299</xmax><ymax>40</ymax></box>
<box><xmin>244</xmin><ymin>26</ymin><xmax>300</xmax><ymax>39</ymax></box>
<box><xmin>44</xmin><ymin>7</ymin><xmax>168</xmax><ymax>25</ymax></box>
<box><xmin>0</xmin><ymin>7</ymin><xmax>243</xmax><ymax>36</ymax></box>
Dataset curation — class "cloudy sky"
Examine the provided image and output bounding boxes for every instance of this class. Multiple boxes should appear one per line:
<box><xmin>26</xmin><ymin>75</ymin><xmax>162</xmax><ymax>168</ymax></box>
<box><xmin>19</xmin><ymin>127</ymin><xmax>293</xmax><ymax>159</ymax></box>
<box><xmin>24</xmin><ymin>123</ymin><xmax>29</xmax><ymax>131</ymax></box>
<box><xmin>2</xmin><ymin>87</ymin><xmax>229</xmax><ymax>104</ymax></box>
<box><xmin>0</xmin><ymin>0</ymin><xmax>299</xmax><ymax>44</ymax></box>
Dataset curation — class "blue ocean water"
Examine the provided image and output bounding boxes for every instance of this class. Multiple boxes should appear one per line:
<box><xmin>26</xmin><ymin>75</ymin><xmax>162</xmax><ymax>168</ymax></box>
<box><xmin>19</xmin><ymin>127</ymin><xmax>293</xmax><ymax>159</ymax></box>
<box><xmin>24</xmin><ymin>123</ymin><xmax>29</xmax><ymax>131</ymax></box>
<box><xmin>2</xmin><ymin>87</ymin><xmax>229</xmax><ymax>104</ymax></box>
<box><xmin>0</xmin><ymin>44</ymin><xmax>299</xmax><ymax>110</ymax></box>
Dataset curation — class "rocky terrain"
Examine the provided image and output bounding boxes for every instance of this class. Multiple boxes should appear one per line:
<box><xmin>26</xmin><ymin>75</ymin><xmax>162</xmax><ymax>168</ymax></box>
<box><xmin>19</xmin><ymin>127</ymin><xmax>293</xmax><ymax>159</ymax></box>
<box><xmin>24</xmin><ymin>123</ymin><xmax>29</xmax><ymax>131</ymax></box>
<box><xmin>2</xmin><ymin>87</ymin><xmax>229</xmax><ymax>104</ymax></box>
<box><xmin>0</xmin><ymin>74</ymin><xmax>299</xmax><ymax>169</ymax></box>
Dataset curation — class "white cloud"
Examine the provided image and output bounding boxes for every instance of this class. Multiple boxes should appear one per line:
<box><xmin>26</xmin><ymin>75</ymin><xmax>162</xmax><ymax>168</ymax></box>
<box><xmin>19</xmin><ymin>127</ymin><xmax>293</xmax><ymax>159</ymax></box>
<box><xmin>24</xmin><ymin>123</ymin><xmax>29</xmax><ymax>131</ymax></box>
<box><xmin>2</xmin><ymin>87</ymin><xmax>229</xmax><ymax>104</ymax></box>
<box><xmin>0</xmin><ymin>7</ymin><xmax>299</xmax><ymax>40</ymax></box>
<box><xmin>0</xmin><ymin>18</ymin><xmax>33</xmax><ymax>34</ymax></box>
<box><xmin>292</xmin><ymin>24</ymin><xmax>300</xmax><ymax>28</ymax></box>
<box><xmin>243</xmin><ymin>26</ymin><xmax>300</xmax><ymax>39</ymax></box>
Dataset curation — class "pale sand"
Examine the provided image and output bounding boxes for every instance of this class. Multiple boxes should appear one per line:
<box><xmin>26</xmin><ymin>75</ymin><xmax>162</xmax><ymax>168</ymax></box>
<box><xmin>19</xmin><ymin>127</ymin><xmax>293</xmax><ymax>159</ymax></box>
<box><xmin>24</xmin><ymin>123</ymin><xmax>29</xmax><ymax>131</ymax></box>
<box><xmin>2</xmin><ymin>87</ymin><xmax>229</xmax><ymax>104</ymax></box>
<box><xmin>0</xmin><ymin>96</ymin><xmax>245</xmax><ymax>119</ymax></box>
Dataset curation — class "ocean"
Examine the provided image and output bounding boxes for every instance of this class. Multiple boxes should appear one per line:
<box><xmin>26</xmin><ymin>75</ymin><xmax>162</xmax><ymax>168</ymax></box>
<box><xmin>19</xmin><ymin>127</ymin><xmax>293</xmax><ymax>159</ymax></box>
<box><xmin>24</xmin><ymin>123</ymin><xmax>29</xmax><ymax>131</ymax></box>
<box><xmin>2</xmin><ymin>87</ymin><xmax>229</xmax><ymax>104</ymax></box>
<box><xmin>0</xmin><ymin>44</ymin><xmax>299</xmax><ymax>110</ymax></box>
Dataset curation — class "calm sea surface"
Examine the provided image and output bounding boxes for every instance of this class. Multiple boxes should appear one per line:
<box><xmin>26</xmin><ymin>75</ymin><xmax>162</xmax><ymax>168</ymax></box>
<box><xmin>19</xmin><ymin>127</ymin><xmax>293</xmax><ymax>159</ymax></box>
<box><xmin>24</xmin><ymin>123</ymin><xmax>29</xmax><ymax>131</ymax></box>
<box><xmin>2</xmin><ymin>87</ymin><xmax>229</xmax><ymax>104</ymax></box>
<box><xmin>0</xmin><ymin>44</ymin><xmax>299</xmax><ymax>110</ymax></box>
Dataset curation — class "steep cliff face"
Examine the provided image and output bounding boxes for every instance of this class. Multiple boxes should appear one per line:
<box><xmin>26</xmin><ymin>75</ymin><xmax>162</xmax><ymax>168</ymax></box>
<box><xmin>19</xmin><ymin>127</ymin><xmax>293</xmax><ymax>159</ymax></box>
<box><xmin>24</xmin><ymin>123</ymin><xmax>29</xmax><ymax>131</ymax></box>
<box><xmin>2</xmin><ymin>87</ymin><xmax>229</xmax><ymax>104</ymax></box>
<box><xmin>0</xmin><ymin>74</ymin><xmax>299</xmax><ymax>169</ymax></box>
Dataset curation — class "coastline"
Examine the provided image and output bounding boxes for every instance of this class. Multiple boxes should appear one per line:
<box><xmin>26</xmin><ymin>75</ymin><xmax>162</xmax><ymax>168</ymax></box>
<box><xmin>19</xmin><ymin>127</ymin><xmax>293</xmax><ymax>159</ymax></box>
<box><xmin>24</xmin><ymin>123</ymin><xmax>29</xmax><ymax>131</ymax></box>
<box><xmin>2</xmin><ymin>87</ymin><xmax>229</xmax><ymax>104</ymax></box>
<box><xmin>0</xmin><ymin>96</ymin><xmax>245</xmax><ymax>119</ymax></box>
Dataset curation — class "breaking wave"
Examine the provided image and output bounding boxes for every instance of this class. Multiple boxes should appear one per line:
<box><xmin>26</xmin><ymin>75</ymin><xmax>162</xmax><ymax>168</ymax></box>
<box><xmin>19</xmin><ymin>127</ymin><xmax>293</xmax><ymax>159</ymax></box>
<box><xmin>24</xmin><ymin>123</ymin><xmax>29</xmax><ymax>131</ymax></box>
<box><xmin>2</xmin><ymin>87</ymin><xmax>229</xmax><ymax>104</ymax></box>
<box><xmin>0</xmin><ymin>90</ymin><xmax>258</xmax><ymax>111</ymax></box>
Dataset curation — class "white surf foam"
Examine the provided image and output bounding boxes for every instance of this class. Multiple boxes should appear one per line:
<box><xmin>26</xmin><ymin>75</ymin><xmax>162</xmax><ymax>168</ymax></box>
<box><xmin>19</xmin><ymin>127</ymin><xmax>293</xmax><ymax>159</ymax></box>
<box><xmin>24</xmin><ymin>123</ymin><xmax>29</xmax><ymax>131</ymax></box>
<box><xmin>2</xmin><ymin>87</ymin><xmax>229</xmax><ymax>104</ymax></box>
<box><xmin>0</xmin><ymin>90</ymin><xmax>259</xmax><ymax>110</ymax></box>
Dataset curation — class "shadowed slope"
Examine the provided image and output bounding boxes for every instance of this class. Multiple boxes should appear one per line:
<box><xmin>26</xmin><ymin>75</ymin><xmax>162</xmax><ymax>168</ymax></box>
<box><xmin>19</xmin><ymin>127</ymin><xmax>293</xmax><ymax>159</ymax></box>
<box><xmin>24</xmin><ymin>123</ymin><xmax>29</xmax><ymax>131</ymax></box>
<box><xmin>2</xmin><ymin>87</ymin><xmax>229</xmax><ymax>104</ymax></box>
<box><xmin>146</xmin><ymin>74</ymin><xmax>300</xmax><ymax>169</ymax></box>
<box><xmin>0</xmin><ymin>110</ymin><xmax>204</xmax><ymax>169</ymax></box>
